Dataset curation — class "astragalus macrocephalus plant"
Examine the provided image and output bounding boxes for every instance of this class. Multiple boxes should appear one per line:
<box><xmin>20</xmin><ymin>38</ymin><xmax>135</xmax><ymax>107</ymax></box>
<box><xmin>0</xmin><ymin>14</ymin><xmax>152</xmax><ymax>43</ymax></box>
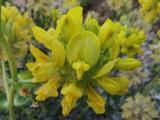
<box><xmin>26</xmin><ymin>6</ymin><xmax>145</xmax><ymax>116</ymax></box>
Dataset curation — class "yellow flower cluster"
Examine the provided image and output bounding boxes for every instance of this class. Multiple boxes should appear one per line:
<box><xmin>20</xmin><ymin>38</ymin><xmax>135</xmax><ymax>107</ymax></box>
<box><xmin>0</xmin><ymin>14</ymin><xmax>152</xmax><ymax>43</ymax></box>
<box><xmin>120</xmin><ymin>28</ymin><xmax>145</xmax><ymax>56</ymax></box>
<box><xmin>139</xmin><ymin>0</ymin><xmax>160</xmax><ymax>23</ymax></box>
<box><xmin>150</xmin><ymin>42</ymin><xmax>160</xmax><ymax>64</ymax></box>
<box><xmin>120</xmin><ymin>9</ymin><xmax>152</xmax><ymax>33</ymax></box>
<box><xmin>122</xmin><ymin>93</ymin><xmax>158</xmax><ymax>120</ymax></box>
<box><xmin>0</xmin><ymin>4</ymin><xmax>34</xmax><ymax>60</ymax></box>
<box><xmin>27</xmin><ymin>7</ymin><xmax>143</xmax><ymax>116</ymax></box>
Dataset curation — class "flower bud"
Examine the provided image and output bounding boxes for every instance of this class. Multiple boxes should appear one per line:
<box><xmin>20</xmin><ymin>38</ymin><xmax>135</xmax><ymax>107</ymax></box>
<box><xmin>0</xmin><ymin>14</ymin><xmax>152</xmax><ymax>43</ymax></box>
<box><xmin>115</xmin><ymin>58</ymin><xmax>141</xmax><ymax>71</ymax></box>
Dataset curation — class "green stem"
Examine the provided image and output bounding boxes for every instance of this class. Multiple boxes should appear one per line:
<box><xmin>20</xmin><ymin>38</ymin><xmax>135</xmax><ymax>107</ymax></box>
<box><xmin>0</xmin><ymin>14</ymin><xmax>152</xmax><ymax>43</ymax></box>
<box><xmin>0</xmin><ymin>24</ymin><xmax>17</xmax><ymax>120</ymax></box>
<box><xmin>77</xmin><ymin>106</ymin><xmax>89</xmax><ymax>119</ymax></box>
<box><xmin>0</xmin><ymin>39</ymin><xmax>18</xmax><ymax>83</ymax></box>
<box><xmin>0</xmin><ymin>1</ymin><xmax>17</xmax><ymax>120</ymax></box>
<box><xmin>8</xmin><ymin>86</ymin><xmax>16</xmax><ymax>120</ymax></box>
<box><xmin>1</xmin><ymin>59</ymin><xmax>9</xmax><ymax>99</ymax></box>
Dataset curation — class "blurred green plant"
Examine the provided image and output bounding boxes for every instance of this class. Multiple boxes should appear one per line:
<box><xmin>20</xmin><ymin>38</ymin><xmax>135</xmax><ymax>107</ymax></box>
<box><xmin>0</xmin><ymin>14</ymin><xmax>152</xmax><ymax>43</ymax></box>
<box><xmin>106</xmin><ymin>0</ymin><xmax>133</xmax><ymax>15</ymax></box>
<box><xmin>26</xmin><ymin>0</ymin><xmax>80</xmax><ymax>28</ymax></box>
<box><xmin>120</xmin><ymin>9</ymin><xmax>152</xmax><ymax>33</ymax></box>
<box><xmin>80</xmin><ymin>0</ymin><xmax>94</xmax><ymax>7</ymax></box>
<box><xmin>150</xmin><ymin>42</ymin><xmax>160</xmax><ymax>64</ymax></box>
<box><xmin>0</xmin><ymin>3</ymin><xmax>34</xmax><ymax>61</ymax></box>
<box><xmin>0</xmin><ymin>2</ymin><xmax>34</xmax><ymax>120</ymax></box>
<box><xmin>122</xmin><ymin>93</ymin><xmax>158</xmax><ymax>120</ymax></box>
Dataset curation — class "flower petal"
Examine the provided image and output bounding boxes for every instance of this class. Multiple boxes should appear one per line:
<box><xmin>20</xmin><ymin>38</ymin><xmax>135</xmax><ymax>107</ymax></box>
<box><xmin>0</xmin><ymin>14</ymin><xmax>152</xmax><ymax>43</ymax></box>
<box><xmin>51</xmin><ymin>40</ymin><xmax>65</xmax><ymax>67</ymax></box>
<box><xmin>85</xmin><ymin>14</ymin><xmax>99</xmax><ymax>35</ymax></box>
<box><xmin>66</xmin><ymin>31</ymin><xmax>100</xmax><ymax>67</ymax></box>
<box><xmin>98</xmin><ymin>19</ymin><xmax>123</xmax><ymax>49</ymax></box>
<box><xmin>61</xmin><ymin>83</ymin><xmax>83</xmax><ymax>97</ymax></box>
<box><xmin>26</xmin><ymin>62</ymin><xmax>37</xmax><ymax>71</ymax></box>
<box><xmin>56</xmin><ymin>15</ymin><xmax>66</xmax><ymax>35</ymax></box>
<box><xmin>87</xmin><ymin>86</ymin><xmax>106</xmax><ymax>114</ymax></box>
<box><xmin>32</xmin><ymin>26</ymin><xmax>52</xmax><ymax>49</ymax></box>
<box><xmin>61</xmin><ymin>82</ymin><xmax>83</xmax><ymax>116</ymax></box>
<box><xmin>67</xmin><ymin>6</ymin><xmax>82</xmax><ymax>32</ymax></box>
<box><xmin>35</xmin><ymin>79</ymin><xmax>59</xmax><ymax>101</ymax></box>
<box><xmin>109</xmin><ymin>40</ymin><xmax>120</xmax><ymax>60</ymax></box>
<box><xmin>111</xmin><ymin>77</ymin><xmax>129</xmax><ymax>94</ymax></box>
<box><xmin>92</xmin><ymin>60</ymin><xmax>116</xmax><ymax>79</ymax></box>
<box><xmin>57</xmin><ymin>7</ymin><xmax>83</xmax><ymax>41</ymax></box>
<box><xmin>61</xmin><ymin>94</ymin><xmax>78</xmax><ymax>116</ymax></box>
<box><xmin>27</xmin><ymin>62</ymin><xmax>59</xmax><ymax>82</ymax></box>
<box><xmin>30</xmin><ymin>45</ymin><xmax>49</xmax><ymax>62</ymax></box>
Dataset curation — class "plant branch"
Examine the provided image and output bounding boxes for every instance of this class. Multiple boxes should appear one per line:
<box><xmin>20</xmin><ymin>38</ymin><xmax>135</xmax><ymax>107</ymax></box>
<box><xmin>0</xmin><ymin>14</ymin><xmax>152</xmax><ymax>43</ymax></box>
<box><xmin>0</xmin><ymin>1</ymin><xmax>17</xmax><ymax>120</ymax></box>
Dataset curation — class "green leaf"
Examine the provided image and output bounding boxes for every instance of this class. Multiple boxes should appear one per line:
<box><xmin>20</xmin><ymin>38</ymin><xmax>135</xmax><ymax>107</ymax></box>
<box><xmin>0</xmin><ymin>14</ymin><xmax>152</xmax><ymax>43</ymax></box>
<box><xmin>18</xmin><ymin>71</ymin><xmax>33</xmax><ymax>80</ymax></box>
<box><xmin>18</xmin><ymin>79</ymin><xmax>39</xmax><ymax>88</ymax></box>
<box><xmin>14</xmin><ymin>93</ymin><xmax>30</xmax><ymax>107</ymax></box>
<box><xmin>0</xmin><ymin>92</ymin><xmax>8</xmax><ymax>109</ymax></box>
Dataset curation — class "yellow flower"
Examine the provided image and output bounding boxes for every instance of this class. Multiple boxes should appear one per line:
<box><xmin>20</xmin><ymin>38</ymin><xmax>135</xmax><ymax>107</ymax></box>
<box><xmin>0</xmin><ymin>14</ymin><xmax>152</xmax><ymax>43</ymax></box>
<box><xmin>58</xmin><ymin>7</ymin><xmax>83</xmax><ymax>41</ymax></box>
<box><xmin>12</xmin><ymin>12</ymin><xmax>34</xmax><ymax>41</ymax></box>
<box><xmin>1</xmin><ymin>5</ymin><xmax>18</xmax><ymax>22</ymax></box>
<box><xmin>29</xmin><ymin>45</ymin><xmax>49</xmax><ymax>62</ymax></box>
<box><xmin>26</xmin><ymin>44</ymin><xmax>62</xmax><ymax>102</ymax></box>
<box><xmin>35</xmin><ymin>79</ymin><xmax>59</xmax><ymax>101</ymax></box>
<box><xmin>85</xmin><ymin>14</ymin><xmax>99</xmax><ymax>35</ymax></box>
<box><xmin>120</xmin><ymin>28</ymin><xmax>145</xmax><ymax>56</ymax></box>
<box><xmin>98</xmin><ymin>19</ymin><xmax>124</xmax><ymax>50</ymax></box>
<box><xmin>27</xmin><ymin>6</ymin><xmax>143</xmax><ymax>116</ymax></box>
<box><xmin>32</xmin><ymin>26</ymin><xmax>54</xmax><ymax>49</ymax></box>
<box><xmin>61</xmin><ymin>82</ymin><xmax>83</xmax><ymax>116</ymax></box>
<box><xmin>32</xmin><ymin>28</ymin><xmax>65</xmax><ymax>67</ymax></box>
<box><xmin>26</xmin><ymin>44</ymin><xmax>62</xmax><ymax>83</ymax></box>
